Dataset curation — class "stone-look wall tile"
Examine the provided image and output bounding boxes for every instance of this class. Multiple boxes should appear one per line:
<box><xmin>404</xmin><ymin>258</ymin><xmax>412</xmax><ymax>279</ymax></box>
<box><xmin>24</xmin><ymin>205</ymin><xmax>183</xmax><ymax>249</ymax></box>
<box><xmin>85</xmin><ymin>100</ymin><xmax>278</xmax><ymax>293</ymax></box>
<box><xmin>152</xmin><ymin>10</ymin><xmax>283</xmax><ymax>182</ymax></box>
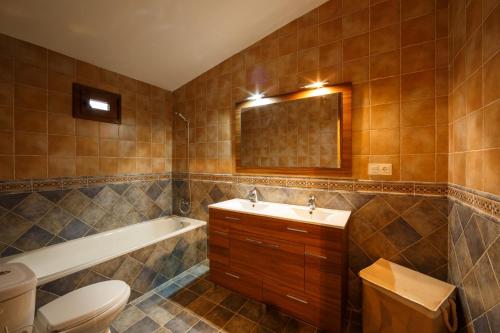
<box><xmin>34</xmin><ymin>223</ymin><xmax>206</xmax><ymax>308</ymax></box>
<box><xmin>0</xmin><ymin>179</ymin><xmax>172</xmax><ymax>256</ymax></box>
<box><xmin>449</xmin><ymin>199</ymin><xmax>500</xmax><ymax>332</ymax></box>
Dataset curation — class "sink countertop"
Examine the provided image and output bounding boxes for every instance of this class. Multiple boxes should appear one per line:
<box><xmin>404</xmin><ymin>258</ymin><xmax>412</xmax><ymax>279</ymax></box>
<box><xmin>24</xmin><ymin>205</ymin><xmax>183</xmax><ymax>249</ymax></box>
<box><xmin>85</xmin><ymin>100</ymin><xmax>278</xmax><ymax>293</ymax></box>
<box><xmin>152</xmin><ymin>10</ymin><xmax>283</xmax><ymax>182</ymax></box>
<box><xmin>208</xmin><ymin>198</ymin><xmax>351</xmax><ymax>229</ymax></box>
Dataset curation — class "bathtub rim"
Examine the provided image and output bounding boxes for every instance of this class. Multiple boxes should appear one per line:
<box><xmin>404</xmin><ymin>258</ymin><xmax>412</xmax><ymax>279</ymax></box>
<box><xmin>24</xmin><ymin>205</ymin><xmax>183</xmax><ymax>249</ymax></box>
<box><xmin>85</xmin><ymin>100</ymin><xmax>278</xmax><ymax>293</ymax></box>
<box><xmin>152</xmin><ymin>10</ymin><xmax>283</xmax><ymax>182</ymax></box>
<box><xmin>2</xmin><ymin>215</ymin><xmax>206</xmax><ymax>285</ymax></box>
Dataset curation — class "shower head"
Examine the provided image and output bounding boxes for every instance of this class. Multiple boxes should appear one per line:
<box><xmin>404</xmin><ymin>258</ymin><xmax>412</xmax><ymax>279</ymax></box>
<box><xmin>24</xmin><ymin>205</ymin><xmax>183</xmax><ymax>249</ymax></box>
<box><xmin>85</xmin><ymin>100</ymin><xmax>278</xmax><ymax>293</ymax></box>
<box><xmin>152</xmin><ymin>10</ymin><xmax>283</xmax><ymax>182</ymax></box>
<box><xmin>175</xmin><ymin>112</ymin><xmax>189</xmax><ymax>123</ymax></box>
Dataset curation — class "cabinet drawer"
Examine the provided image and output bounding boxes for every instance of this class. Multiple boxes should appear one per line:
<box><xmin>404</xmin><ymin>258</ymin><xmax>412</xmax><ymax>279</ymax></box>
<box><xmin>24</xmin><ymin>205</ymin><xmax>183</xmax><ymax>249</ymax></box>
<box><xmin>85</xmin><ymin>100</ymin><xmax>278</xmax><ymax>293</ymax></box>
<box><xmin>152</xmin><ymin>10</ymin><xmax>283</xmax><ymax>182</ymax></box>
<box><xmin>230</xmin><ymin>231</ymin><xmax>305</xmax><ymax>290</ymax></box>
<box><xmin>221</xmin><ymin>209</ymin><xmax>344</xmax><ymax>251</ymax></box>
<box><xmin>210</xmin><ymin>263</ymin><xmax>262</xmax><ymax>300</ymax></box>
<box><xmin>263</xmin><ymin>278</ymin><xmax>341</xmax><ymax>332</ymax></box>
<box><xmin>305</xmin><ymin>246</ymin><xmax>342</xmax><ymax>301</ymax></box>
<box><xmin>209</xmin><ymin>208</ymin><xmax>245</xmax><ymax>229</ymax></box>
<box><xmin>208</xmin><ymin>227</ymin><xmax>230</xmax><ymax>265</ymax></box>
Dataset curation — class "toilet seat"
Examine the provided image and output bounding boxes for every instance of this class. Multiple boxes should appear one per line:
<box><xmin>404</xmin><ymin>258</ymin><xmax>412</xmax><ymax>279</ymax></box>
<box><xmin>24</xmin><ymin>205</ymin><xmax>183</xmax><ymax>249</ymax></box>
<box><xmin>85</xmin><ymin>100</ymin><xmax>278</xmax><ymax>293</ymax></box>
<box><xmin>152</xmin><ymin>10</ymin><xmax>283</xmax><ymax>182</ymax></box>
<box><xmin>35</xmin><ymin>280</ymin><xmax>130</xmax><ymax>333</ymax></box>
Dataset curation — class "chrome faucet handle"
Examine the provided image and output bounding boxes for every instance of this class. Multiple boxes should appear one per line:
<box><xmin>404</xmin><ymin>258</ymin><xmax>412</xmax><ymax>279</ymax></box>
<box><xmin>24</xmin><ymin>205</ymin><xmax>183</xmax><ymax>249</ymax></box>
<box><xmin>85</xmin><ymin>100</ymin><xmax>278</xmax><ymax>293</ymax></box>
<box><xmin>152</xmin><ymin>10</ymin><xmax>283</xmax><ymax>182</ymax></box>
<box><xmin>248</xmin><ymin>187</ymin><xmax>258</xmax><ymax>203</ymax></box>
<box><xmin>308</xmin><ymin>194</ymin><xmax>316</xmax><ymax>211</ymax></box>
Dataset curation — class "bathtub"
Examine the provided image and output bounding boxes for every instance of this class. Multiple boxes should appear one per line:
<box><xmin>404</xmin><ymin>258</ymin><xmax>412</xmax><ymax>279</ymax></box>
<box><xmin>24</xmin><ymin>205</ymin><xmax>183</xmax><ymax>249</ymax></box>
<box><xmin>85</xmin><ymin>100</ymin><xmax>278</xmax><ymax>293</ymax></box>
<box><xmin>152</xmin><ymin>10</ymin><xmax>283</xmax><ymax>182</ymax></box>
<box><xmin>4</xmin><ymin>216</ymin><xmax>206</xmax><ymax>286</ymax></box>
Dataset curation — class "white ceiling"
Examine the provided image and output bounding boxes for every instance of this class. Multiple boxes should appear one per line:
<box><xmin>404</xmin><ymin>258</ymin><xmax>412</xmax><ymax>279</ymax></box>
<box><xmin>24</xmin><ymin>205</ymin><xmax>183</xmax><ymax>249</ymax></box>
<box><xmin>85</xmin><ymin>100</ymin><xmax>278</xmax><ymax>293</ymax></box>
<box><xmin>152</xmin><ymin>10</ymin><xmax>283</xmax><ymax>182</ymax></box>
<box><xmin>0</xmin><ymin>0</ymin><xmax>327</xmax><ymax>91</ymax></box>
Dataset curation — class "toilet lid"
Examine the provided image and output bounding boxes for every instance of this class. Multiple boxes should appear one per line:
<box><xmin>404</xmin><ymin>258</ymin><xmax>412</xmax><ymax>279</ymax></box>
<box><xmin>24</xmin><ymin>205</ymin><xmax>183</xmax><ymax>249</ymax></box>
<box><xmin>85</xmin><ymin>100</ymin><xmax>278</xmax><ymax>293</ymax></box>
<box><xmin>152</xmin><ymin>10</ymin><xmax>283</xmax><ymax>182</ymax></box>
<box><xmin>37</xmin><ymin>280</ymin><xmax>130</xmax><ymax>331</ymax></box>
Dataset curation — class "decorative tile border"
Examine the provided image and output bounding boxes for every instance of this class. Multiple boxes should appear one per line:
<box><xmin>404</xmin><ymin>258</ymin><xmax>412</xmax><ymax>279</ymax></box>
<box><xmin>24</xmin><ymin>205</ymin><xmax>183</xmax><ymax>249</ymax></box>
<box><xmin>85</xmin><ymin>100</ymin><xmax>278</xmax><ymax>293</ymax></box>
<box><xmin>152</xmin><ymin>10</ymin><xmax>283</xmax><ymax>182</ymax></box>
<box><xmin>0</xmin><ymin>173</ymin><xmax>172</xmax><ymax>194</ymax></box>
<box><xmin>1</xmin><ymin>173</ymin><xmax>497</xmax><ymax>219</ymax></box>
<box><xmin>171</xmin><ymin>172</ymin><xmax>447</xmax><ymax>195</ymax></box>
<box><xmin>170</xmin><ymin>173</ymin><xmax>499</xmax><ymax>219</ymax></box>
<box><xmin>448</xmin><ymin>184</ymin><xmax>500</xmax><ymax>220</ymax></box>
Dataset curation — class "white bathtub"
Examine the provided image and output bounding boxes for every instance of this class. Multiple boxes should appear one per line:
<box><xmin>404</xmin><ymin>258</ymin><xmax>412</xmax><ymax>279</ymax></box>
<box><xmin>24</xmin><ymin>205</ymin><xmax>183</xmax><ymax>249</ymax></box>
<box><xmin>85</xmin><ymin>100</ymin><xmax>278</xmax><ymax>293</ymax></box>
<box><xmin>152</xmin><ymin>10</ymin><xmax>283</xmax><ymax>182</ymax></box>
<box><xmin>3</xmin><ymin>216</ymin><xmax>206</xmax><ymax>286</ymax></box>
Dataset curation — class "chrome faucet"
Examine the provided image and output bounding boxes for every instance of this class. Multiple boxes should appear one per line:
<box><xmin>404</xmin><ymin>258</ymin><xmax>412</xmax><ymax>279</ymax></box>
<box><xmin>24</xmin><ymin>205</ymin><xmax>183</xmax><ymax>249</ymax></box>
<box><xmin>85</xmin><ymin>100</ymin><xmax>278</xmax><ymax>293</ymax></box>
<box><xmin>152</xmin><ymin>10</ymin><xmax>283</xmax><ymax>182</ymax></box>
<box><xmin>308</xmin><ymin>195</ymin><xmax>316</xmax><ymax>213</ymax></box>
<box><xmin>248</xmin><ymin>187</ymin><xmax>258</xmax><ymax>203</ymax></box>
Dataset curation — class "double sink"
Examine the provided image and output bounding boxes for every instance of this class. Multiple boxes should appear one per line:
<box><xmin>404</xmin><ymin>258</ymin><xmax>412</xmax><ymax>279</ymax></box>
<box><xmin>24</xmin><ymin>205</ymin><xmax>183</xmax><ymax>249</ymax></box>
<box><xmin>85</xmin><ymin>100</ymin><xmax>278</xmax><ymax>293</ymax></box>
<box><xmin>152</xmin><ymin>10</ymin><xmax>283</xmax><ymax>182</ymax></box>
<box><xmin>208</xmin><ymin>198</ymin><xmax>351</xmax><ymax>229</ymax></box>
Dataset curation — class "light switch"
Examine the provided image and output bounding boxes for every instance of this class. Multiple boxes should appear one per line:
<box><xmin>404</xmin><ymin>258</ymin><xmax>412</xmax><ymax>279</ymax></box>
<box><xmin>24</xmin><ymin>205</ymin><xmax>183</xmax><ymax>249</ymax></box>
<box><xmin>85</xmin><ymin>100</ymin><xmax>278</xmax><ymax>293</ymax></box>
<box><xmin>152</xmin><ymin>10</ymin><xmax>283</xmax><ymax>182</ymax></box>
<box><xmin>368</xmin><ymin>163</ymin><xmax>380</xmax><ymax>175</ymax></box>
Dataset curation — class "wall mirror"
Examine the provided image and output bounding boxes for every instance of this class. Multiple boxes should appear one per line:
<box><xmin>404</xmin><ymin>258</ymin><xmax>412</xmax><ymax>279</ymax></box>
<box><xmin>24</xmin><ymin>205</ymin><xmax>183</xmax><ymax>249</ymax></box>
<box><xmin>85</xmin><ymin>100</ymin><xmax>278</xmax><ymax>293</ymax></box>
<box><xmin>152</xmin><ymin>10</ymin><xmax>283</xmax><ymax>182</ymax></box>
<box><xmin>233</xmin><ymin>83</ymin><xmax>352</xmax><ymax>177</ymax></box>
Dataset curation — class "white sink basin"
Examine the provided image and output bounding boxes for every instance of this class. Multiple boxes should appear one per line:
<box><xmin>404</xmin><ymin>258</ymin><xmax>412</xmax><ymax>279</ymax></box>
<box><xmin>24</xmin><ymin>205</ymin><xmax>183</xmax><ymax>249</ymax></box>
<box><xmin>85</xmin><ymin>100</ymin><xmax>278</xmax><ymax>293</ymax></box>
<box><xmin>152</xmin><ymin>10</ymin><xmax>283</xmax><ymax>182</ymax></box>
<box><xmin>232</xmin><ymin>200</ymin><xmax>270</xmax><ymax>211</ymax></box>
<box><xmin>208</xmin><ymin>198</ymin><xmax>350</xmax><ymax>229</ymax></box>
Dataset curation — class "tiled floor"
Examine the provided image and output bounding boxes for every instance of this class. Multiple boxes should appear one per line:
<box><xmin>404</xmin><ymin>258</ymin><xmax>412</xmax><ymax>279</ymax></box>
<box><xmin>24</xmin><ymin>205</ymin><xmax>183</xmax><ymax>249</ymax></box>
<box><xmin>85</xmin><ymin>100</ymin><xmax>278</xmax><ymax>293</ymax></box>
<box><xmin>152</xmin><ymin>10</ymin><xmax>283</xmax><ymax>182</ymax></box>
<box><xmin>112</xmin><ymin>262</ymin><xmax>361</xmax><ymax>333</ymax></box>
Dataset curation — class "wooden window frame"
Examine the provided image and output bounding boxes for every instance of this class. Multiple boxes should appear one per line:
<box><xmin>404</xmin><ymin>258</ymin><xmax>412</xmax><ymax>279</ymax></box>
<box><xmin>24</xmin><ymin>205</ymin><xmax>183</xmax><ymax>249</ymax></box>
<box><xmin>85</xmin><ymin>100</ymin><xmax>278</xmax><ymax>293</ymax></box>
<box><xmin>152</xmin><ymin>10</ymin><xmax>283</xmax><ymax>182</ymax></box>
<box><xmin>72</xmin><ymin>83</ymin><xmax>121</xmax><ymax>124</ymax></box>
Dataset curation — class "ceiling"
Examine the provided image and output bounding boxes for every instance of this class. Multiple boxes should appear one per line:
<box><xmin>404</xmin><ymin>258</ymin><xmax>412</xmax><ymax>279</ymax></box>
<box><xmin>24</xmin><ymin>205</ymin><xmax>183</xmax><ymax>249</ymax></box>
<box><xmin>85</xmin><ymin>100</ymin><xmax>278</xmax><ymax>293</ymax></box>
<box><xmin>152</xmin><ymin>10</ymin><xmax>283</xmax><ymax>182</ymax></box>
<box><xmin>0</xmin><ymin>0</ymin><xmax>327</xmax><ymax>91</ymax></box>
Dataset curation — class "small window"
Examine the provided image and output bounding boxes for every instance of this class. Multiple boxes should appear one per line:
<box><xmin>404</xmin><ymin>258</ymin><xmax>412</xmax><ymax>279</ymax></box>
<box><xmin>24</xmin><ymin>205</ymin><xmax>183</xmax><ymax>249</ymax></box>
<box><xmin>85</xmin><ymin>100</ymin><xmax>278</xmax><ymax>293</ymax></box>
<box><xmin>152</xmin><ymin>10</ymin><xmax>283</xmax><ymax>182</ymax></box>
<box><xmin>72</xmin><ymin>83</ymin><xmax>121</xmax><ymax>124</ymax></box>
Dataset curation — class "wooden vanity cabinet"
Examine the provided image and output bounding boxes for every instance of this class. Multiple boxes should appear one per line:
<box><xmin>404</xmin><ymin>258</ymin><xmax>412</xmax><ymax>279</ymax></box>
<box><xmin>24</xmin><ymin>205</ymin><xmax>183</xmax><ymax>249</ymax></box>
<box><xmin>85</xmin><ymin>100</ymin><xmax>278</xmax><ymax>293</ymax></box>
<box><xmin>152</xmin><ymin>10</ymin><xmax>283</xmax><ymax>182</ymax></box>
<box><xmin>208</xmin><ymin>207</ymin><xmax>348</xmax><ymax>332</ymax></box>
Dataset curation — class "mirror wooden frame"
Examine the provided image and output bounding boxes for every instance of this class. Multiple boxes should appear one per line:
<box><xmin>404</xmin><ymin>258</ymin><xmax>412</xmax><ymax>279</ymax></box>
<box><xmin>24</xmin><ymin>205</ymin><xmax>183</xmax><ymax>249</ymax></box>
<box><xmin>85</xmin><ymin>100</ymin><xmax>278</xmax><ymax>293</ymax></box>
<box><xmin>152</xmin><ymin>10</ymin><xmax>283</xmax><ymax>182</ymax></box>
<box><xmin>232</xmin><ymin>82</ymin><xmax>352</xmax><ymax>177</ymax></box>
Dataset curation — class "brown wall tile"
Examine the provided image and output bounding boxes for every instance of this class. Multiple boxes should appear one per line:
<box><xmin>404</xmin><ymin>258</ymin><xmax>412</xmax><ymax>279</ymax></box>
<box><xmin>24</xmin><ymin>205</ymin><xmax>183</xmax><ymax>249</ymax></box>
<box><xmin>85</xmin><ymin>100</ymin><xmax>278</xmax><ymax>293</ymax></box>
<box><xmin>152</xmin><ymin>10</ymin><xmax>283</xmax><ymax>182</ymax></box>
<box><xmin>0</xmin><ymin>155</ymin><xmax>13</xmax><ymax>179</ymax></box>
<box><xmin>0</xmin><ymin>33</ymin><xmax>171</xmax><ymax>179</ymax></box>
<box><xmin>48</xmin><ymin>156</ymin><xmax>75</xmax><ymax>177</ymax></box>
<box><xmin>48</xmin><ymin>135</ymin><xmax>75</xmax><ymax>156</ymax></box>
<box><xmin>15</xmin><ymin>131</ymin><xmax>47</xmax><ymax>155</ymax></box>
<box><xmin>14</xmin><ymin>108</ymin><xmax>47</xmax><ymax>132</ymax></box>
<box><xmin>76</xmin><ymin>136</ymin><xmax>98</xmax><ymax>156</ymax></box>
<box><xmin>15</xmin><ymin>155</ymin><xmax>47</xmax><ymax>179</ymax></box>
<box><xmin>15</xmin><ymin>84</ymin><xmax>47</xmax><ymax>110</ymax></box>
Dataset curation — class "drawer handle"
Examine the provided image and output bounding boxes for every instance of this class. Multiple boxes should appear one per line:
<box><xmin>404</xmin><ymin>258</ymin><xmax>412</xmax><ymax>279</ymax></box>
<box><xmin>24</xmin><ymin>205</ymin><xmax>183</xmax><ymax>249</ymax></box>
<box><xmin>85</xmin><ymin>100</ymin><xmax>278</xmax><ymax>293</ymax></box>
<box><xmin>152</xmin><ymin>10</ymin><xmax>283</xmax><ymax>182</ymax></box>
<box><xmin>225</xmin><ymin>272</ymin><xmax>240</xmax><ymax>279</ymax></box>
<box><xmin>212</xmin><ymin>230</ymin><xmax>228</xmax><ymax>236</ymax></box>
<box><xmin>305</xmin><ymin>252</ymin><xmax>327</xmax><ymax>260</ymax></box>
<box><xmin>245</xmin><ymin>238</ymin><xmax>263</xmax><ymax>245</ymax></box>
<box><xmin>225</xmin><ymin>216</ymin><xmax>240</xmax><ymax>221</ymax></box>
<box><xmin>286</xmin><ymin>227</ymin><xmax>308</xmax><ymax>233</ymax></box>
<box><xmin>286</xmin><ymin>294</ymin><xmax>308</xmax><ymax>304</ymax></box>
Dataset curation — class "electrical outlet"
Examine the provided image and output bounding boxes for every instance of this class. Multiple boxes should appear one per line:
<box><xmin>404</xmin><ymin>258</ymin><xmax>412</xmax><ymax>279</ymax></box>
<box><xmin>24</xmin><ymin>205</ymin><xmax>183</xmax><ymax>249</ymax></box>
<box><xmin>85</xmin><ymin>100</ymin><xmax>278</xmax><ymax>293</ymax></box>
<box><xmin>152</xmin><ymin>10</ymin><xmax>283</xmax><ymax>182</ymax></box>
<box><xmin>368</xmin><ymin>163</ymin><xmax>392</xmax><ymax>175</ymax></box>
<box><xmin>379</xmin><ymin>163</ymin><xmax>392</xmax><ymax>175</ymax></box>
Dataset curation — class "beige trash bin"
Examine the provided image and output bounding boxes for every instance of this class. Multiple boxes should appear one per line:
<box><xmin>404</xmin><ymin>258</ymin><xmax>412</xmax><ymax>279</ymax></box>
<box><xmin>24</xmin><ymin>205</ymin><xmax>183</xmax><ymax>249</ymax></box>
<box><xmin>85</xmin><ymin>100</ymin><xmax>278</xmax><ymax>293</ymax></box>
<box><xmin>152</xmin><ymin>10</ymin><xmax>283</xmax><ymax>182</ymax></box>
<box><xmin>359</xmin><ymin>259</ymin><xmax>458</xmax><ymax>333</ymax></box>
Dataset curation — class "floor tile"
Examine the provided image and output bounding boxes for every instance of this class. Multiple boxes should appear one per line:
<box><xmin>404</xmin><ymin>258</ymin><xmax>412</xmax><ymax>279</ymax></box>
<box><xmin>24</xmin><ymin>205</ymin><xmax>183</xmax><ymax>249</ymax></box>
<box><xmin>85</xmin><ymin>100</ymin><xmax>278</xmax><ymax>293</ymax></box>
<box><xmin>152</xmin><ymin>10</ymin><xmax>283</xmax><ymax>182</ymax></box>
<box><xmin>283</xmin><ymin>318</ymin><xmax>316</xmax><ymax>333</ymax></box>
<box><xmin>220</xmin><ymin>292</ymin><xmax>247</xmax><ymax>312</ymax></box>
<box><xmin>187</xmin><ymin>278</ymin><xmax>214</xmax><ymax>295</ymax></box>
<box><xmin>112</xmin><ymin>305</ymin><xmax>146</xmax><ymax>332</ymax></box>
<box><xmin>203</xmin><ymin>284</ymin><xmax>231</xmax><ymax>304</ymax></box>
<box><xmin>123</xmin><ymin>317</ymin><xmax>160</xmax><ymax>333</ymax></box>
<box><xmin>170</xmin><ymin>289</ymin><xmax>199</xmax><ymax>307</ymax></box>
<box><xmin>259</xmin><ymin>307</ymin><xmax>290</xmax><ymax>332</ymax></box>
<box><xmin>187</xmin><ymin>320</ymin><xmax>218</xmax><ymax>333</ymax></box>
<box><xmin>223</xmin><ymin>314</ymin><xmax>257</xmax><ymax>333</ymax></box>
<box><xmin>164</xmin><ymin>310</ymin><xmax>199</xmax><ymax>333</ymax></box>
<box><xmin>186</xmin><ymin>296</ymin><xmax>217</xmax><ymax>316</ymax></box>
<box><xmin>204</xmin><ymin>305</ymin><xmax>235</xmax><ymax>328</ymax></box>
<box><xmin>238</xmin><ymin>300</ymin><xmax>265</xmax><ymax>323</ymax></box>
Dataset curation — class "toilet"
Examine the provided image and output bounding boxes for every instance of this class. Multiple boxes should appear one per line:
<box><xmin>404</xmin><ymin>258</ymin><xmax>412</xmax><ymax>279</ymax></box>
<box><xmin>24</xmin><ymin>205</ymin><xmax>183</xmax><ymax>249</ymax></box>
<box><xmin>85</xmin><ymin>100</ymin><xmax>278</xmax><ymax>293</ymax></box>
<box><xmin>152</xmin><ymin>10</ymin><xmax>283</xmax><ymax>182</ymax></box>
<box><xmin>0</xmin><ymin>263</ymin><xmax>130</xmax><ymax>333</ymax></box>
<box><xmin>359</xmin><ymin>259</ymin><xmax>457</xmax><ymax>333</ymax></box>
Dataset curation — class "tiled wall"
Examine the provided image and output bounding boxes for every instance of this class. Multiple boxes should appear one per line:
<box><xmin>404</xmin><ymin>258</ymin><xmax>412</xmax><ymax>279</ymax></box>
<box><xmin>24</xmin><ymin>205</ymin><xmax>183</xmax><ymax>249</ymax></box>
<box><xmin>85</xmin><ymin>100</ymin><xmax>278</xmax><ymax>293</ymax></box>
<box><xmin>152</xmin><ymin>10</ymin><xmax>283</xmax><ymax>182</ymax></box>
<box><xmin>0</xmin><ymin>33</ymin><xmax>172</xmax><ymax>180</ymax></box>
<box><xmin>448</xmin><ymin>199</ymin><xmax>499</xmax><ymax>332</ymax></box>
<box><xmin>172</xmin><ymin>0</ymin><xmax>449</xmax><ymax>182</ymax></box>
<box><xmin>448</xmin><ymin>0</ymin><xmax>499</xmax><ymax>196</ymax></box>
<box><xmin>241</xmin><ymin>94</ymin><xmax>339</xmax><ymax>168</ymax></box>
<box><xmin>172</xmin><ymin>178</ymin><xmax>449</xmax><ymax>320</ymax></box>
<box><xmin>0</xmin><ymin>179</ymin><xmax>172</xmax><ymax>257</ymax></box>
<box><xmin>447</xmin><ymin>0</ymin><xmax>500</xmax><ymax>331</ymax></box>
<box><xmin>35</xmin><ymin>220</ymin><xmax>207</xmax><ymax>307</ymax></box>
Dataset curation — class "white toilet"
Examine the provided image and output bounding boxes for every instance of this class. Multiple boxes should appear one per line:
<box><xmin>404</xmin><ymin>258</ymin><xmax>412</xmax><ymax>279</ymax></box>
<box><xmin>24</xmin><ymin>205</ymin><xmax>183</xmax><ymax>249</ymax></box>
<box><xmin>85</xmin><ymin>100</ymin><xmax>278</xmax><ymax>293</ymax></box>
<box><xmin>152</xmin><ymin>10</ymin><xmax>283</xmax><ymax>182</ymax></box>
<box><xmin>0</xmin><ymin>263</ymin><xmax>130</xmax><ymax>333</ymax></box>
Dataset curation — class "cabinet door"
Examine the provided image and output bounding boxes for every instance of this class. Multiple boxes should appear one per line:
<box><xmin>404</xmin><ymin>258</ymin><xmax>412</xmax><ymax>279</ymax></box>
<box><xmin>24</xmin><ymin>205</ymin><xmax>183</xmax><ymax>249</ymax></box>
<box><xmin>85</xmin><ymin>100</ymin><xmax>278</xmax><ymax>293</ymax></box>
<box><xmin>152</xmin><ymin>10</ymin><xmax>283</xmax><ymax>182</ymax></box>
<box><xmin>305</xmin><ymin>245</ymin><xmax>342</xmax><ymax>302</ymax></box>
<box><xmin>208</xmin><ymin>227</ymin><xmax>230</xmax><ymax>265</ymax></box>
<box><xmin>230</xmin><ymin>231</ymin><xmax>305</xmax><ymax>290</ymax></box>
<box><xmin>263</xmin><ymin>278</ymin><xmax>341</xmax><ymax>332</ymax></box>
<box><xmin>210</xmin><ymin>262</ymin><xmax>262</xmax><ymax>300</ymax></box>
